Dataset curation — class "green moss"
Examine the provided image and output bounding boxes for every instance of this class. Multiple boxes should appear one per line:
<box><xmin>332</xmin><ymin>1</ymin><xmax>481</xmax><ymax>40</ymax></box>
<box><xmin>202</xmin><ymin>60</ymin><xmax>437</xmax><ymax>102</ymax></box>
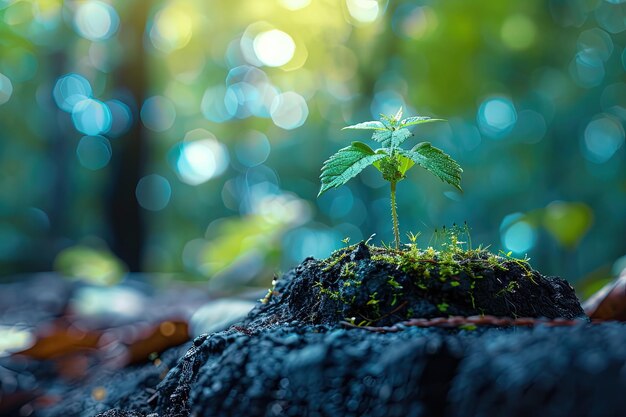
<box><xmin>387</xmin><ymin>277</ymin><xmax>403</xmax><ymax>289</ymax></box>
<box><xmin>340</xmin><ymin>261</ymin><xmax>357</xmax><ymax>279</ymax></box>
<box><xmin>495</xmin><ymin>280</ymin><xmax>520</xmax><ymax>297</ymax></box>
<box><xmin>309</xmin><ymin>232</ymin><xmax>538</xmax><ymax>326</ymax></box>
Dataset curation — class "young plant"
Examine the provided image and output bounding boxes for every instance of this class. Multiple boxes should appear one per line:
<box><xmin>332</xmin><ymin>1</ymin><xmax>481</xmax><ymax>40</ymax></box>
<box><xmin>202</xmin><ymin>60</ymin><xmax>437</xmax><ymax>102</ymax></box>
<box><xmin>318</xmin><ymin>107</ymin><xmax>462</xmax><ymax>250</ymax></box>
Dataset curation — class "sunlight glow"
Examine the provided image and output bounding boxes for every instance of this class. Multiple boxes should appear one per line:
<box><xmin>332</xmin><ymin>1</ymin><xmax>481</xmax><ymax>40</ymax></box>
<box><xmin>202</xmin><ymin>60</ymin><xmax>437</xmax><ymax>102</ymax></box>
<box><xmin>150</xmin><ymin>6</ymin><xmax>193</xmax><ymax>53</ymax></box>
<box><xmin>253</xmin><ymin>30</ymin><xmax>295</xmax><ymax>67</ymax></box>
<box><xmin>346</xmin><ymin>0</ymin><xmax>380</xmax><ymax>23</ymax></box>
<box><xmin>279</xmin><ymin>0</ymin><xmax>311</xmax><ymax>10</ymax></box>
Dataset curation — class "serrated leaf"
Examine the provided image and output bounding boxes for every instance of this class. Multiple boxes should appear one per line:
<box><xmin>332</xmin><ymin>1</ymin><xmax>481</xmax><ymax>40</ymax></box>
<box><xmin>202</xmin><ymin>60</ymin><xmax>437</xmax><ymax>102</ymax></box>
<box><xmin>399</xmin><ymin>117</ymin><xmax>446</xmax><ymax>128</ymax></box>
<box><xmin>397</xmin><ymin>143</ymin><xmax>462</xmax><ymax>190</ymax></box>
<box><xmin>372</xmin><ymin>127</ymin><xmax>412</xmax><ymax>148</ymax></box>
<box><xmin>319</xmin><ymin>144</ymin><xmax>387</xmax><ymax>196</ymax></box>
<box><xmin>342</xmin><ymin>121</ymin><xmax>386</xmax><ymax>130</ymax></box>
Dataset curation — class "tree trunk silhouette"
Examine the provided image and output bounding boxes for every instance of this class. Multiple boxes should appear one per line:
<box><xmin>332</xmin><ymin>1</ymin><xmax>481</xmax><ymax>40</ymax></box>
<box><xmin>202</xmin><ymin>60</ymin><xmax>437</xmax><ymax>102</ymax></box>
<box><xmin>106</xmin><ymin>3</ymin><xmax>151</xmax><ymax>271</ymax></box>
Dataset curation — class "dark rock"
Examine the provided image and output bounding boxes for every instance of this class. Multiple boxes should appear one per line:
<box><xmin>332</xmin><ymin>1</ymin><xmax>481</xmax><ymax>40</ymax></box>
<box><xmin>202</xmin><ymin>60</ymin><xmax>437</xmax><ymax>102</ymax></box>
<box><xmin>349</xmin><ymin>242</ymin><xmax>371</xmax><ymax>262</ymax></box>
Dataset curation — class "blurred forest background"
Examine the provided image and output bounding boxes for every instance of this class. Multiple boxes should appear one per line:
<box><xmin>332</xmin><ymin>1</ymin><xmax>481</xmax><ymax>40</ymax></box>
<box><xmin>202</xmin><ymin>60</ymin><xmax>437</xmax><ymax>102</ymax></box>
<box><xmin>1</xmin><ymin>0</ymin><xmax>625</xmax><ymax>295</ymax></box>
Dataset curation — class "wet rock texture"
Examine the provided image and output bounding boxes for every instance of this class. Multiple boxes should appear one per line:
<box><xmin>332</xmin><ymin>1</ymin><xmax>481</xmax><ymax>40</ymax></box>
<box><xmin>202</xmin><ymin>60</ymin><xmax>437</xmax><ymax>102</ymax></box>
<box><xmin>45</xmin><ymin>245</ymin><xmax>626</xmax><ymax>417</ymax></box>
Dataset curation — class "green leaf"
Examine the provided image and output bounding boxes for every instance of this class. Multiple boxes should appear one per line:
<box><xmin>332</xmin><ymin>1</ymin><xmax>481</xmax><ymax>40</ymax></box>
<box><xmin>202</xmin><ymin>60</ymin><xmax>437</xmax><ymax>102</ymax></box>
<box><xmin>319</xmin><ymin>143</ymin><xmax>387</xmax><ymax>196</ymax></box>
<box><xmin>342</xmin><ymin>120</ymin><xmax>386</xmax><ymax>130</ymax></box>
<box><xmin>397</xmin><ymin>143</ymin><xmax>462</xmax><ymax>190</ymax></box>
<box><xmin>350</xmin><ymin>140</ymin><xmax>375</xmax><ymax>155</ymax></box>
<box><xmin>399</xmin><ymin>117</ymin><xmax>446</xmax><ymax>128</ymax></box>
<box><xmin>397</xmin><ymin>154</ymin><xmax>415</xmax><ymax>176</ymax></box>
<box><xmin>372</xmin><ymin>127</ymin><xmax>412</xmax><ymax>147</ymax></box>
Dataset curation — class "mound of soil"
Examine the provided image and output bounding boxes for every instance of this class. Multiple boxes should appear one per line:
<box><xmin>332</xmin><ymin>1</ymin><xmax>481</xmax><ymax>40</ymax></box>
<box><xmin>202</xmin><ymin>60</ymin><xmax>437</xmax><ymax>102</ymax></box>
<box><xmin>249</xmin><ymin>243</ymin><xmax>584</xmax><ymax>329</ymax></box>
<box><xmin>44</xmin><ymin>244</ymin><xmax>598</xmax><ymax>417</ymax></box>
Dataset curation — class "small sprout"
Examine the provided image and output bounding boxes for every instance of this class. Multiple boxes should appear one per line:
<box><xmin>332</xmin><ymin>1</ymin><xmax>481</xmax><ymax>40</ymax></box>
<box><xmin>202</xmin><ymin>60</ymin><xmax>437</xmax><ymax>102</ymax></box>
<box><xmin>342</xmin><ymin>237</ymin><xmax>351</xmax><ymax>246</ymax></box>
<box><xmin>366</xmin><ymin>292</ymin><xmax>380</xmax><ymax>306</ymax></box>
<box><xmin>437</xmin><ymin>302</ymin><xmax>449</xmax><ymax>312</ymax></box>
<box><xmin>450</xmin><ymin>281</ymin><xmax>460</xmax><ymax>287</ymax></box>
<box><xmin>407</xmin><ymin>231</ymin><xmax>420</xmax><ymax>244</ymax></box>
<box><xmin>259</xmin><ymin>288</ymin><xmax>274</xmax><ymax>304</ymax></box>
<box><xmin>459</xmin><ymin>323</ymin><xmax>477</xmax><ymax>331</ymax></box>
<box><xmin>391</xmin><ymin>294</ymin><xmax>398</xmax><ymax>306</ymax></box>
<box><xmin>319</xmin><ymin>108</ymin><xmax>462</xmax><ymax>250</ymax></box>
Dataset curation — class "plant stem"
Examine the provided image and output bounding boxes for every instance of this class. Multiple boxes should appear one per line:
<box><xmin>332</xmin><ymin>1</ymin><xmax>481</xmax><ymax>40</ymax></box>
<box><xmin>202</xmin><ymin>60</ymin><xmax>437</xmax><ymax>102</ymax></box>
<box><xmin>390</xmin><ymin>181</ymin><xmax>400</xmax><ymax>250</ymax></box>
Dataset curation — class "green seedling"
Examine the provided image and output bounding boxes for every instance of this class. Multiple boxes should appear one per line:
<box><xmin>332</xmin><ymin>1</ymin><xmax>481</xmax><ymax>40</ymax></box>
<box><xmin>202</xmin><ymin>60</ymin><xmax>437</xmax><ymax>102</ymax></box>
<box><xmin>318</xmin><ymin>107</ymin><xmax>463</xmax><ymax>249</ymax></box>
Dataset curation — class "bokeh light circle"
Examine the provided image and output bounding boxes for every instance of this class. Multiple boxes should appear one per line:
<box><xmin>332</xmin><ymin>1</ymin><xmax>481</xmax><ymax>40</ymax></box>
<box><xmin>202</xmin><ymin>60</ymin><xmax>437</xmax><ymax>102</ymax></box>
<box><xmin>346</xmin><ymin>0</ymin><xmax>380</xmax><ymax>23</ymax></box>
<box><xmin>175</xmin><ymin>134</ymin><xmax>229</xmax><ymax>185</ymax></box>
<box><xmin>135</xmin><ymin>174</ymin><xmax>172</xmax><ymax>211</ymax></box>
<box><xmin>76</xmin><ymin>135</ymin><xmax>112</xmax><ymax>170</ymax></box>
<box><xmin>577</xmin><ymin>28</ymin><xmax>613</xmax><ymax>62</ymax></box>
<box><xmin>502</xmin><ymin>221</ymin><xmax>536</xmax><ymax>254</ymax></box>
<box><xmin>72</xmin><ymin>98</ymin><xmax>112</xmax><ymax>135</ymax></box>
<box><xmin>149</xmin><ymin>6</ymin><xmax>193</xmax><ymax>53</ymax></box>
<box><xmin>0</xmin><ymin>73</ymin><xmax>13</xmax><ymax>105</ymax></box>
<box><xmin>253</xmin><ymin>29</ymin><xmax>295</xmax><ymax>67</ymax></box>
<box><xmin>270</xmin><ymin>92</ymin><xmax>309</xmax><ymax>130</ymax></box>
<box><xmin>477</xmin><ymin>97</ymin><xmax>517</xmax><ymax>138</ymax></box>
<box><xmin>53</xmin><ymin>73</ymin><xmax>93</xmax><ymax>112</ymax></box>
<box><xmin>74</xmin><ymin>1</ymin><xmax>120</xmax><ymax>41</ymax></box>
<box><xmin>235</xmin><ymin>131</ymin><xmax>271</xmax><ymax>167</ymax></box>
<box><xmin>141</xmin><ymin>96</ymin><xmax>176</xmax><ymax>132</ymax></box>
<box><xmin>501</xmin><ymin>14</ymin><xmax>536</xmax><ymax>50</ymax></box>
<box><xmin>570</xmin><ymin>51</ymin><xmax>605</xmax><ymax>88</ymax></box>
<box><xmin>583</xmin><ymin>116</ymin><xmax>625</xmax><ymax>163</ymax></box>
<box><xmin>201</xmin><ymin>85</ymin><xmax>232</xmax><ymax>123</ymax></box>
<box><xmin>105</xmin><ymin>99</ymin><xmax>133</xmax><ymax>137</ymax></box>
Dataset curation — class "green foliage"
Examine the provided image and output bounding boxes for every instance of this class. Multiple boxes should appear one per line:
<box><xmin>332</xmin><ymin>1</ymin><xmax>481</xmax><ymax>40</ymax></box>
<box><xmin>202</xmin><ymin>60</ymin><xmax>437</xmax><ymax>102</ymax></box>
<box><xmin>319</xmin><ymin>107</ymin><xmax>462</xmax><ymax>249</ymax></box>
<box><xmin>318</xmin><ymin>142</ymin><xmax>385</xmax><ymax>196</ymax></box>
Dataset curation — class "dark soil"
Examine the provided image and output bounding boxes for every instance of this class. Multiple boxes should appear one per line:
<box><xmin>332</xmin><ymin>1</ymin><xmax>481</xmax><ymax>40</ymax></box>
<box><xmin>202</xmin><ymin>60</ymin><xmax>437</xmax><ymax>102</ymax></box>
<box><xmin>250</xmin><ymin>243</ymin><xmax>585</xmax><ymax>328</ymax></box>
<box><xmin>9</xmin><ymin>244</ymin><xmax>619</xmax><ymax>417</ymax></box>
<box><xmin>93</xmin><ymin>323</ymin><xmax>626</xmax><ymax>417</ymax></box>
